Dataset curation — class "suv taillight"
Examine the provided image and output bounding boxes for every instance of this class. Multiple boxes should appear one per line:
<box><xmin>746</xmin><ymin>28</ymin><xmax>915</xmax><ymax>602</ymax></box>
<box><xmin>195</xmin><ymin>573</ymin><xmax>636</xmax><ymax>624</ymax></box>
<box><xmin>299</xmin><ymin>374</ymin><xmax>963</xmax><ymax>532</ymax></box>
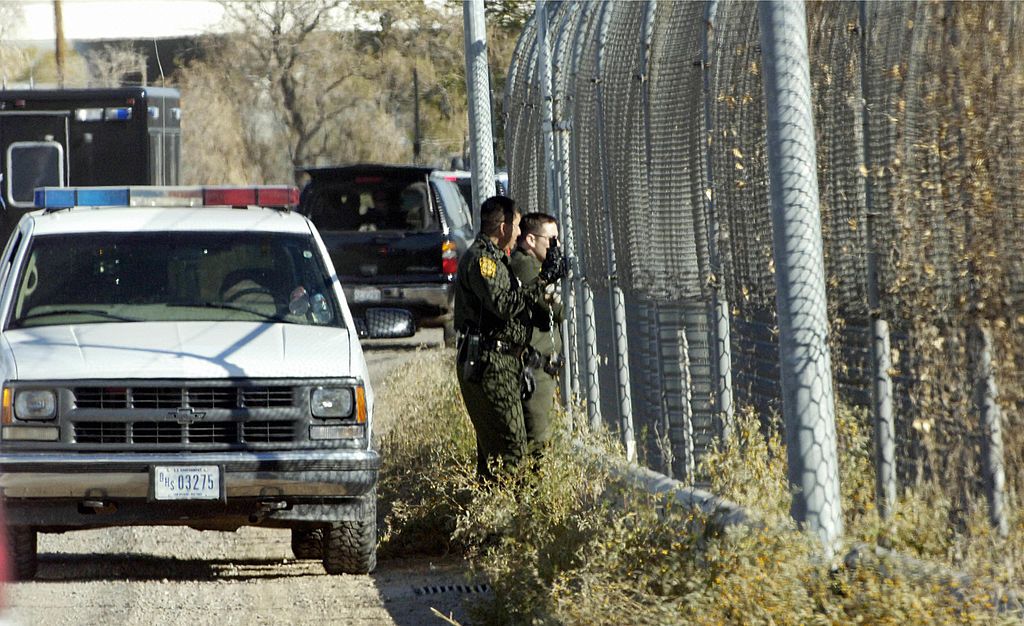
<box><xmin>442</xmin><ymin>240</ymin><xmax>457</xmax><ymax>276</ymax></box>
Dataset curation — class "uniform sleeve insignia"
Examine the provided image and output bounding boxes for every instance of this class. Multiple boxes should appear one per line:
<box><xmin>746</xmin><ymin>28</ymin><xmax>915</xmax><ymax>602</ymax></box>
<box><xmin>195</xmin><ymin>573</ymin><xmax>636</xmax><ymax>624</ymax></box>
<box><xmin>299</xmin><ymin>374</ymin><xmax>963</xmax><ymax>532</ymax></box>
<box><xmin>479</xmin><ymin>257</ymin><xmax>497</xmax><ymax>279</ymax></box>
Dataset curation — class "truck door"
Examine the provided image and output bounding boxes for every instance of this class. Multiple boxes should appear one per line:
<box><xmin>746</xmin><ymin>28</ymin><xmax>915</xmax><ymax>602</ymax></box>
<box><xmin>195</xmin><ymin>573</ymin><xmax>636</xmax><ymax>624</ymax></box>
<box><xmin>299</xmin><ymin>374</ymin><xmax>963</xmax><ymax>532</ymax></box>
<box><xmin>0</xmin><ymin>112</ymin><xmax>69</xmax><ymax>209</ymax></box>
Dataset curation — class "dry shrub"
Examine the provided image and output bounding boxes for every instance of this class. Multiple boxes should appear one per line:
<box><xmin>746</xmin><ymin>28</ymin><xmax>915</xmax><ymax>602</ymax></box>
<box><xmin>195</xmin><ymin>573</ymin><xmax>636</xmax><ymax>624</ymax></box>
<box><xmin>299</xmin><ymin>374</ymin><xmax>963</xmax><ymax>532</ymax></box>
<box><xmin>375</xmin><ymin>349</ymin><xmax>477</xmax><ymax>556</ymax></box>
<box><xmin>375</xmin><ymin>355</ymin><xmax>1015</xmax><ymax>623</ymax></box>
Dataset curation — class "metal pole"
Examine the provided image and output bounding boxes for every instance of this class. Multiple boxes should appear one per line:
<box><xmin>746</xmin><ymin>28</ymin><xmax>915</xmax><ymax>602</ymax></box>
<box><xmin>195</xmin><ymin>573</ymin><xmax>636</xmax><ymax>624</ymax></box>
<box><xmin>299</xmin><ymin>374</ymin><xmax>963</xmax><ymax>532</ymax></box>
<box><xmin>701</xmin><ymin>0</ymin><xmax>735</xmax><ymax>440</ymax></box>
<box><xmin>535</xmin><ymin>0</ymin><xmax>573</xmax><ymax>412</ymax></box>
<box><xmin>566</xmin><ymin>2</ymin><xmax>602</xmax><ymax>431</ymax></box>
<box><xmin>857</xmin><ymin>0</ymin><xmax>897</xmax><ymax>520</ymax></box>
<box><xmin>758</xmin><ymin>0</ymin><xmax>843</xmax><ymax>556</ymax></box>
<box><xmin>973</xmin><ymin>324</ymin><xmax>1008</xmax><ymax>538</ymax></box>
<box><xmin>549</xmin><ymin>3</ymin><xmax>581</xmax><ymax>413</ymax></box>
<box><xmin>594</xmin><ymin>1</ymin><xmax>636</xmax><ymax>461</ymax></box>
<box><xmin>537</xmin><ymin>0</ymin><xmax>557</xmax><ymax>219</ymax></box>
<box><xmin>463</xmin><ymin>0</ymin><xmax>496</xmax><ymax>228</ymax></box>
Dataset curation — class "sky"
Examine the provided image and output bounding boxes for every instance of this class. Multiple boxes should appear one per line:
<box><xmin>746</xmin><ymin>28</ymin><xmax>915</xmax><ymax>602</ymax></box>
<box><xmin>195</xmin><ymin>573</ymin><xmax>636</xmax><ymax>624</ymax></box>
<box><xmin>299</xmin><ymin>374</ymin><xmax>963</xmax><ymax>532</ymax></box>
<box><xmin>13</xmin><ymin>0</ymin><xmax>227</xmax><ymax>41</ymax></box>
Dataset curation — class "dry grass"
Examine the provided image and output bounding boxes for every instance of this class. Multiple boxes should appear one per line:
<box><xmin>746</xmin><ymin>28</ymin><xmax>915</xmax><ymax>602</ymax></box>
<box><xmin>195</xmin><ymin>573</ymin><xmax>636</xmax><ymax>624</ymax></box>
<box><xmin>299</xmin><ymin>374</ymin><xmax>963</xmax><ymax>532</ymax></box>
<box><xmin>375</xmin><ymin>350</ymin><xmax>1020</xmax><ymax>624</ymax></box>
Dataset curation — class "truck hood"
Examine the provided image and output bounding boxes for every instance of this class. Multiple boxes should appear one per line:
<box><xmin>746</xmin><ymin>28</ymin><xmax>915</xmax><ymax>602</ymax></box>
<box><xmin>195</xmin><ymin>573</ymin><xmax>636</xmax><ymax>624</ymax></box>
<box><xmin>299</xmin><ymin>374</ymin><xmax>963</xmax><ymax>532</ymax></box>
<box><xmin>4</xmin><ymin>321</ymin><xmax>355</xmax><ymax>381</ymax></box>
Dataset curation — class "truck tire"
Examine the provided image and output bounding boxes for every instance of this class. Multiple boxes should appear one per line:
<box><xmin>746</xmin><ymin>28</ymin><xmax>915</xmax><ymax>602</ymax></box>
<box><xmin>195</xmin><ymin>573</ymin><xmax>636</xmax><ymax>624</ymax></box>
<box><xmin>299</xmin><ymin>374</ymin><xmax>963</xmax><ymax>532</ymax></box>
<box><xmin>9</xmin><ymin>526</ymin><xmax>38</xmax><ymax>580</ymax></box>
<box><xmin>291</xmin><ymin>528</ymin><xmax>323</xmax><ymax>560</ymax></box>
<box><xmin>442</xmin><ymin>320</ymin><xmax>457</xmax><ymax>348</ymax></box>
<box><xmin>322</xmin><ymin>496</ymin><xmax>377</xmax><ymax>575</ymax></box>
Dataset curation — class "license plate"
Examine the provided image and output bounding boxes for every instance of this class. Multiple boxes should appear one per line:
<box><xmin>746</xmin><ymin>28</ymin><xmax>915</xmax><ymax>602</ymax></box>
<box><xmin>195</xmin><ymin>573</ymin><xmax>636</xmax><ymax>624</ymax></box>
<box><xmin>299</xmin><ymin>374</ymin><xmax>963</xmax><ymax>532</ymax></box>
<box><xmin>153</xmin><ymin>465</ymin><xmax>220</xmax><ymax>500</ymax></box>
<box><xmin>352</xmin><ymin>287</ymin><xmax>381</xmax><ymax>303</ymax></box>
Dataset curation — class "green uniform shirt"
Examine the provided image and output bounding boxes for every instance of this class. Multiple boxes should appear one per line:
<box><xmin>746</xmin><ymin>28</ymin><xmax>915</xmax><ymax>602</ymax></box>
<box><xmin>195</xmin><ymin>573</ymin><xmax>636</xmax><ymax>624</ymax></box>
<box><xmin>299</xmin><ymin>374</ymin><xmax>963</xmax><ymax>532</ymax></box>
<box><xmin>454</xmin><ymin>235</ymin><xmax>543</xmax><ymax>346</ymax></box>
<box><xmin>509</xmin><ymin>247</ymin><xmax>563</xmax><ymax>358</ymax></box>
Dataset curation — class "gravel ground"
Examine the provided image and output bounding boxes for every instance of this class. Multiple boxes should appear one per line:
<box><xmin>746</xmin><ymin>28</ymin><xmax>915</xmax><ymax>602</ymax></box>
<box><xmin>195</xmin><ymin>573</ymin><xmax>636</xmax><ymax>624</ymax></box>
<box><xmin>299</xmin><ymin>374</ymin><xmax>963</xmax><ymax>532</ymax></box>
<box><xmin>7</xmin><ymin>328</ymin><xmax>485</xmax><ymax>625</ymax></box>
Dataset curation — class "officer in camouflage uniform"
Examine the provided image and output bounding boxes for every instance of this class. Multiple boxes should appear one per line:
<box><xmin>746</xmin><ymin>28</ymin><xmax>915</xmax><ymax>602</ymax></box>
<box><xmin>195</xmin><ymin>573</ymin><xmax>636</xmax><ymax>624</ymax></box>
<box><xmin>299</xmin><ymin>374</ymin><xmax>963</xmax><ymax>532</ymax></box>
<box><xmin>454</xmin><ymin>196</ymin><xmax>566</xmax><ymax>479</ymax></box>
<box><xmin>510</xmin><ymin>213</ymin><xmax>563</xmax><ymax>455</ymax></box>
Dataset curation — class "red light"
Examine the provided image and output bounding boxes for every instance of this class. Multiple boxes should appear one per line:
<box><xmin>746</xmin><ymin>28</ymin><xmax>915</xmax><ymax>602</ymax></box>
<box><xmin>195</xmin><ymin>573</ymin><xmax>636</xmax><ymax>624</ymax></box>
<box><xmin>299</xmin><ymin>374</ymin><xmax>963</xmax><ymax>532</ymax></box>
<box><xmin>14</xmin><ymin>99</ymin><xmax>25</xmax><ymax>108</ymax></box>
<box><xmin>441</xmin><ymin>240</ymin><xmax>457</xmax><ymax>276</ymax></box>
<box><xmin>257</xmin><ymin>187</ymin><xmax>300</xmax><ymax>206</ymax></box>
<box><xmin>126</xmin><ymin>98</ymin><xmax>135</xmax><ymax>105</ymax></box>
<box><xmin>444</xmin><ymin>176</ymin><xmax>457</xmax><ymax>181</ymax></box>
<box><xmin>204</xmin><ymin>187</ymin><xmax>256</xmax><ymax>206</ymax></box>
<box><xmin>354</xmin><ymin>176</ymin><xmax>383</xmax><ymax>184</ymax></box>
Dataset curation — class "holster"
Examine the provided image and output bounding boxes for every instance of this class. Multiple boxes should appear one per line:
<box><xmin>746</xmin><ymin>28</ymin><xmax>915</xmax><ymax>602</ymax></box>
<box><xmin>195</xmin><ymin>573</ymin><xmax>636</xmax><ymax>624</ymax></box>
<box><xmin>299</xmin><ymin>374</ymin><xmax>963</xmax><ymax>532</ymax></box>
<box><xmin>461</xmin><ymin>332</ymin><xmax>485</xmax><ymax>383</ymax></box>
<box><xmin>520</xmin><ymin>348</ymin><xmax>542</xmax><ymax>401</ymax></box>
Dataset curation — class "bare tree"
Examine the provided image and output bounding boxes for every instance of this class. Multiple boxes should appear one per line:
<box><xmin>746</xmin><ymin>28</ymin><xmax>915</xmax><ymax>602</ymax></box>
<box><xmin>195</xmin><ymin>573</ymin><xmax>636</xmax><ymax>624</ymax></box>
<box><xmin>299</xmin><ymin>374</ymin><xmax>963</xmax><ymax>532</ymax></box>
<box><xmin>177</xmin><ymin>0</ymin><xmax>522</xmax><ymax>184</ymax></box>
<box><xmin>85</xmin><ymin>43</ymin><xmax>148</xmax><ymax>87</ymax></box>
<box><xmin>209</xmin><ymin>1</ymin><xmax>370</xmax><ymax>182</ymax></box>
<box><xmin>0</xmin><ymin>4</ymin><xmax>29</xmax><ymax>85</ymax></box>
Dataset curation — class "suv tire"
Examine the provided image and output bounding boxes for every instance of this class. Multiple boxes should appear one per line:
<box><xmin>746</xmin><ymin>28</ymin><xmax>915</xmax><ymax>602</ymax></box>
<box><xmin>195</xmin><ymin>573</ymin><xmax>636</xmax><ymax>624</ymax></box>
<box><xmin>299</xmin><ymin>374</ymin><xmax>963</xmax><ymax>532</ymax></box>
<box><xmin>9</xmin><ymin>526</ymin><xmax>38</xmax><ymax>580</ymax></box>
<box><xmin>291</xmin><ymin>528</ymin><xmax>324</xmax><ymax>560</ymax></box>
<box><xmin>322</xmin><ymin>494</ymin><xmax>377</xmax><ymax>575</ymax></box>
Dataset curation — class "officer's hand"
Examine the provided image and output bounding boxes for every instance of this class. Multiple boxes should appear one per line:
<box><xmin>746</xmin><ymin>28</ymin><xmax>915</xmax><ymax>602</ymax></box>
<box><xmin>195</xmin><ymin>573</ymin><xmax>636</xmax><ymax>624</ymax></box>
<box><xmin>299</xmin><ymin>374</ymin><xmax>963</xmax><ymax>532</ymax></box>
<box><xmin>539</xmin><ymin>239</ymin><xmax>568</xmax><ymax>284</ymax></box>
<box><xmin>543</xmin><ymin>283</ymin><xmax>562</xmax><ymax>308</ymax></box>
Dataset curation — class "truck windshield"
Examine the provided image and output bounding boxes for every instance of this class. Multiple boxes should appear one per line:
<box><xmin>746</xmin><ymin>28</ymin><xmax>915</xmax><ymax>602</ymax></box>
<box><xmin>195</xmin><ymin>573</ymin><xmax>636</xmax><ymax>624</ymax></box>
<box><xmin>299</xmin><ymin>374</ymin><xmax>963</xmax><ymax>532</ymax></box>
<box><xmin>7</xmin><ymin>232</ymin><xmax>345</xmax><ymax>329</ymax></box>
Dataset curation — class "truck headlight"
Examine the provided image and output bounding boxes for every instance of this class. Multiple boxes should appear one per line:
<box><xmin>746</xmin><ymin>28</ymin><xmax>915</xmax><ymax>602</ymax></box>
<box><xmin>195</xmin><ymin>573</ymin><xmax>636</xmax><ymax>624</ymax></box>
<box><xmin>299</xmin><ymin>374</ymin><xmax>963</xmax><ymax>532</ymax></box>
<box><xmin>14</xmin><ymin>390</ymin><xmax>57</xmax><ymax>420</ymax></box>
<box><xmin>311</xmin><ymin>388</ymin><xmax>353</xmax><ymax>418</ymax></box>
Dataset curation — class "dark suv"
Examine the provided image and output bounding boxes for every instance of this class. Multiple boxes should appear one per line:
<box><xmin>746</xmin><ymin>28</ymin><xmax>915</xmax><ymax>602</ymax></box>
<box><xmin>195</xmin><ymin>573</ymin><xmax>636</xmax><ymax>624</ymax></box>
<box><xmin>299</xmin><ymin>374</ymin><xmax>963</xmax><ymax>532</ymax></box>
<box><xmin>298</xmin><ymin>164</ymin><xmax>473</xmax><ymax>345</ymax></box>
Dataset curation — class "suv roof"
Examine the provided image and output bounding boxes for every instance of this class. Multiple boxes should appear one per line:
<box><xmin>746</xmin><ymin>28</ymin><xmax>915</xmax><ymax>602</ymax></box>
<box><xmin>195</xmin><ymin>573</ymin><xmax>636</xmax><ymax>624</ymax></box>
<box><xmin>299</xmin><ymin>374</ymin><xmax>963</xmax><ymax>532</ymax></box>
<box><xmin>301</xmin><ymin>163</ymin><xmax>435</xmax><ymax>182</ymax></box>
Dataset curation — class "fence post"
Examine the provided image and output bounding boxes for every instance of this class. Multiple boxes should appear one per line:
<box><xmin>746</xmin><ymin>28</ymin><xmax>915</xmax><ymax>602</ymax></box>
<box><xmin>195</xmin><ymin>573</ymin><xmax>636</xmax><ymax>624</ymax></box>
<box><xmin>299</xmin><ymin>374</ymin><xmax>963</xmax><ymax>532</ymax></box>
<box><xmin>701</xmin><ymin>0</ymin><xmax>735</xmax><ymax>441</ymax></box>
<box><xmin>971</xmin><ymin>324</ymin><xmax>1008</xmax><ymax>538</ymax></box>
<box><xmin>463</xmin><ymin>0</ymin><xmax>495</xmax><ymax>227</ymax></box>
<box><xmin>561</xmin><ymin>3</ymin><xmax>603</xmax><ymax>431</ymax></box>
<box><xmin>758</xmin><ymin>0</ymin><xmax>843</xmax><ymax>557</ymax></box>
<box><xmin>594</xmin><ymin>1</ymin><xmax>636</xmax><ymax>461</ymax></box>
<box><xmin>534</xmin><ymin>0</ymin><xmax>574</xmax><ymax>413</ymax></box>
<box><xmin>550</xmin><ymin>4</ymin><xmax>582</xmax><ymax>414</ymax></box>
<box><xmin>857</xmin><ymin>0</ymin><xmax>898</xmax><ymax>520</ymax></box>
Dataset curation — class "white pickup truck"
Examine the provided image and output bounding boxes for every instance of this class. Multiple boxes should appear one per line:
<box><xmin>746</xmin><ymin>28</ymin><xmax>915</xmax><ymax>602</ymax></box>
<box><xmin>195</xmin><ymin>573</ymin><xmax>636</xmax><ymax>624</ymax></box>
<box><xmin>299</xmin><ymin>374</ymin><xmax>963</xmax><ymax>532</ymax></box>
<box><xmin>0</xmin><ymin>186</ymin><xmax>413</xmax><ymax>579</ymax></box>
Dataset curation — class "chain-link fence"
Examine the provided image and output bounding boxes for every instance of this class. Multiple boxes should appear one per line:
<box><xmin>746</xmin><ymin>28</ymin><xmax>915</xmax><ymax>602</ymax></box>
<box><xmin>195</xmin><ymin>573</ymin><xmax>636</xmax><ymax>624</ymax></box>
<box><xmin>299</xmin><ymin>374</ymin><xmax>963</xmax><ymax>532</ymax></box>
<box><xmin>504</xmin><ymin>0</ymin><xmax>1023</xmax><ymax>524</ymax></box>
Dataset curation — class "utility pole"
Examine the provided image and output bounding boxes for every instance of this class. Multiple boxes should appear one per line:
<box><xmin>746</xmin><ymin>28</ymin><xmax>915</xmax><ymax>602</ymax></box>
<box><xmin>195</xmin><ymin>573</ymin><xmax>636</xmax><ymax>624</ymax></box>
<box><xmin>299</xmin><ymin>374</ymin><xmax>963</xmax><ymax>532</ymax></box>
<box><xmin>413</xmin><ymin>67</ymin><xmax>422</xmax><ymax>164</ymax></box>
<box><xmin>54</xmin><ymin>0</ymin><xmax>66</xmax><ymax>88</ymax></box>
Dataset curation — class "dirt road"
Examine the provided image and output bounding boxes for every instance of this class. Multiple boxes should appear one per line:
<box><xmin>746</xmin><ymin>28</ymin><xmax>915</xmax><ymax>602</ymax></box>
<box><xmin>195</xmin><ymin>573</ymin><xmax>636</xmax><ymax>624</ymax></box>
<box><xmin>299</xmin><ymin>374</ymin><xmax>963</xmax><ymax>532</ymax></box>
<box><xmin>7</xmin><ymin>329</ymin><xmax>483</xmax><ymax>626</ymax></box>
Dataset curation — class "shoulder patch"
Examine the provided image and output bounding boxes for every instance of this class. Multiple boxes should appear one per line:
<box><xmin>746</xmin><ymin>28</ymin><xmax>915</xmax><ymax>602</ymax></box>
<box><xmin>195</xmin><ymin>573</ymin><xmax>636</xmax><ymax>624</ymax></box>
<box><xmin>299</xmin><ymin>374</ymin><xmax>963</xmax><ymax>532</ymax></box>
<box><xmin>479</xmin><ymin>256</ymin><xmax>497</xmax><ymax>279</ymax></box>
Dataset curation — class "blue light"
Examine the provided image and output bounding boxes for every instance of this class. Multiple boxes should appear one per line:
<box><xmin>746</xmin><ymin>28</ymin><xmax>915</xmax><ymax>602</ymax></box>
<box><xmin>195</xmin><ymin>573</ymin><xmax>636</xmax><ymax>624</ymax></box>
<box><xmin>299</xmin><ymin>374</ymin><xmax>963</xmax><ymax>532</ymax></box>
<box><xmin>104</xmin><ymin>107</ymin><xmax>132</xmax><ymax>121</ymax></box>
<box><xmin>75</xmin><ymin>188</ymin><xmax>129</xmax><ymax>206</ymax></box>
<box><xmin>34</xmin><ymin>188</ymin><xmax>75</xmax><ymax>208</ymax></box>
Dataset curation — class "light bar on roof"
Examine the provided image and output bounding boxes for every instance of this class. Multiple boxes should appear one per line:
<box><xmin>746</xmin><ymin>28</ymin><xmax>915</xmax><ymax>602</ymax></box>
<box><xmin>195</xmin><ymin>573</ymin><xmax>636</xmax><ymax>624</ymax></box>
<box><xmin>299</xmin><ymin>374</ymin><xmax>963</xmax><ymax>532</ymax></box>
<box><xmin>33</xmin><ymin>186</ymin><xmax>300</xmax><ymax>210</ymax></box>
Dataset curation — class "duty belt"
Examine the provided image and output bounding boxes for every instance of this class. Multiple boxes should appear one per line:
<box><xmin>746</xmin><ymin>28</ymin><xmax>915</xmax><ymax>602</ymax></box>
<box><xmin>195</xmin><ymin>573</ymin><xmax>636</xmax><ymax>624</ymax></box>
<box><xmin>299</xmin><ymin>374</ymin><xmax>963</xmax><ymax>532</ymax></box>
<box><xmin>457</xmin><ymin>328</ymin><xmax>527</xmax><ymax>359</ymax></box>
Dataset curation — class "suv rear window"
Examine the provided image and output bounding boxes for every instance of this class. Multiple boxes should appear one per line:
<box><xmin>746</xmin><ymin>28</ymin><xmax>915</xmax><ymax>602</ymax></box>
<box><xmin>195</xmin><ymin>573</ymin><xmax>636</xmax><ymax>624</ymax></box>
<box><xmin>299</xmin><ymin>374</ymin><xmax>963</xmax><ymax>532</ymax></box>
<box><xmin>303</xmin><ymin>180</ymin><xmax>439</xmax><ymax>232</ymax></box>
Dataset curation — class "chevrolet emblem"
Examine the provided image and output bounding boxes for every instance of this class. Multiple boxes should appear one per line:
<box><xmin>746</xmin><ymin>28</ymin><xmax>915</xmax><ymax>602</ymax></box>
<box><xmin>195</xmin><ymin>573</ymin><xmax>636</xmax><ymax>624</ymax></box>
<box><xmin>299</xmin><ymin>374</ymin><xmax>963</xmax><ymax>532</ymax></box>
<box><xmin>169</xmin><ymin>407</ymin><xmax>207</xmax><ymax>424</ymax></box>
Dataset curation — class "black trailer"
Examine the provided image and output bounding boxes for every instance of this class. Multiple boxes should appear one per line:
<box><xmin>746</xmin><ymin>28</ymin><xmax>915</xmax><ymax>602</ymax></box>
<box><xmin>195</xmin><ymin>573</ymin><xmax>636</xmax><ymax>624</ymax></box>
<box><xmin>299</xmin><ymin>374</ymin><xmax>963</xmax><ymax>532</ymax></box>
<box><xmin>0</xmin><ymin>87</ymin><xmax>181</xmax><ymax>239</ymax></box>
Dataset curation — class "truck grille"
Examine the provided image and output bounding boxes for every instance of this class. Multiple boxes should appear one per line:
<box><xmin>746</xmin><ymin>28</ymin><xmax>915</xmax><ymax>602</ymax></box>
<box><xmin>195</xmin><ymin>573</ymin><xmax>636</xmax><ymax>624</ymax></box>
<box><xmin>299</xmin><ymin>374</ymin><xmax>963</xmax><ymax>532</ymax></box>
<box><xmin>74</xmin><ymin>420</ymin><xmax>294</xmax><ymax>445</ymax></box>
<box><xmin>73</xmin><ymin>386</ymin><xmax>294</xmax><ymax>409</ymax></box>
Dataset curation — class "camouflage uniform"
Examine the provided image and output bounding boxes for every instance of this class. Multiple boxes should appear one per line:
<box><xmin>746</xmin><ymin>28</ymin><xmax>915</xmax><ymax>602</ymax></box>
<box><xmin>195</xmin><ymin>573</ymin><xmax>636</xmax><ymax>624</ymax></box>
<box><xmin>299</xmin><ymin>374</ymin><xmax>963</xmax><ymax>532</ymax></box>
<box><xmin>454</xmin><ymin>235</ymin><xmax>544</xmax><ymax>479</ymax></box>
<box><xmin>509</xmin><ymin>248</ymin><xmax>563</xmax><ymax>453</ymax></box>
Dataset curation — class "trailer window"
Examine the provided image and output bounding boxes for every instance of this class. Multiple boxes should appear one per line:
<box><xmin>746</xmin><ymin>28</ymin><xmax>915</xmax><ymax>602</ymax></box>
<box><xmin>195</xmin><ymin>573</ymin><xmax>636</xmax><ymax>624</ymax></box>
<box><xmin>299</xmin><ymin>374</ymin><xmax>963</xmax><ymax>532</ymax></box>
<box><xmin>6</xmin><ymin>141</ymin><xmax>64</xmax><ymax>208</ymax></box>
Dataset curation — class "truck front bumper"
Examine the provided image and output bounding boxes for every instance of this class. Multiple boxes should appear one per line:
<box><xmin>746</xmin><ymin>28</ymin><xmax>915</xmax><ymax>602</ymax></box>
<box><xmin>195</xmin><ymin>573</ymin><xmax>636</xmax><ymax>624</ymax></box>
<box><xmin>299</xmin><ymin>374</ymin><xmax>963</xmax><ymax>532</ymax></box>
<box><xmin>0</xmin><ymin>448</ymin><xmax>379</xmax><ymax>527</ymax></box>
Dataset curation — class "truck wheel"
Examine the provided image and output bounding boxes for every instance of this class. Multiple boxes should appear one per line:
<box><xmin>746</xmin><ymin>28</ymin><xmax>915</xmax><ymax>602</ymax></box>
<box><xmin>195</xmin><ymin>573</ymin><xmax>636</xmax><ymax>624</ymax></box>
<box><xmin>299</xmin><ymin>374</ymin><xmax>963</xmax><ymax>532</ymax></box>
<box><xmin>442</xmin><ymin>320</ymin><xmax>457</xmax><ymax>348</ymax></box>
<box><xmin>9</xmin><ymin>526</ymin><xmax>38</xmax><ymax>580</ymax></box>
<box><xmin>291</xmin><ymin>528</ymin><xmax>323</xmax><ymax>560</ymax></box>
<box><xmin>323</xmin><ymin>497</ymin><xmax>377</xmax><ymax>575</ymax></box>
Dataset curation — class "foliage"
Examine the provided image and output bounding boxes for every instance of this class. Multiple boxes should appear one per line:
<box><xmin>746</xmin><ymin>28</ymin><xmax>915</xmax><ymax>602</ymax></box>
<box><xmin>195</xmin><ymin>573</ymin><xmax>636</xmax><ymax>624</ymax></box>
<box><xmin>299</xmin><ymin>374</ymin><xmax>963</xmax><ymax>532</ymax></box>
<box><xmin>174</xmin><ymin>0</ymin><xmax>524</xmax><ymax>185</ymax></box>
<box><xmin>84</xmin><ymin>43</ymin><xmax>149</xmax><ymax>88</ymax></box>
<box><xmin>376</xmin><ymin>355</ymin><xmax>1020</xmax><ymax>625</ymax></box>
